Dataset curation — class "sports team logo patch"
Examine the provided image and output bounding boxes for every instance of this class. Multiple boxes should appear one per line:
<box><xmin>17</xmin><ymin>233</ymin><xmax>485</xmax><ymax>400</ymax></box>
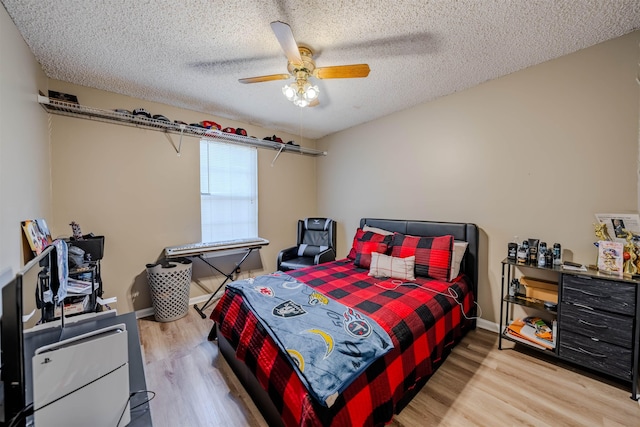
<box><xmin>308</xmin><ymin>291</ymin><xmax>328</xmax><ymax>305</ymax></box>
<box><xmin>254</xmin><ymin>286</ymin><xmax>274</xmax><ymax>297</ymax></box>
<box><xmin>343</xmin><ymin>308</ymin><xmax>372</xmax><ymax>338</ymax></box>
<box><xmin>304</xmin><ymin>329</ymin><xmax>334</xmax><ymax>359</ymax></box>
<box><xmin>273</xmin><ymin>300</ymin><xmax>306</xmax><ymax>318</ymax></box>
<box><xmin>287</xmin><ymin>349</ymin><xmax>305</xmax><ymax>372</ymax></box>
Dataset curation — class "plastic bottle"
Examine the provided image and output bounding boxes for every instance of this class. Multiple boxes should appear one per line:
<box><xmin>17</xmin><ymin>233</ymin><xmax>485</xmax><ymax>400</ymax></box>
<box><xmin>538</xmin><ymin>242</ymin><xmax>547</xmax><ymax>267</ymax></box>
<box><xmin>553</xmin><ymin>243</ymin><xmax>562</xmax><ymax>266</ymax></box>
<box><xmin>517</xmin><ymin>243</ymin><xmax>527</xmax><ymax>264</ymax></box>
<box><xmin>545</xmin><ymin>248</ymin><xmax>553</xmax><ymax>267</ymax></box>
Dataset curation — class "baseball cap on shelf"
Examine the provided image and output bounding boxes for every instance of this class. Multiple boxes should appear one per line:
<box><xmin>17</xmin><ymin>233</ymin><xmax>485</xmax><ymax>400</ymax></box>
<box><xmin>201</xmin><ymin>120</ymin><xmax>221</xmax><ymax>130</ymax></box>
<box><xmin>153</xmin><ymin>114</ymin><xmax>170</xmax><ymax>122</ymax></box>
<box><xmin>236</xmin><ymin>128</ymin><xmax>247</xmax><ymax>136</ymax></box>
<box><xmin>132</xmin><ymin>108</ymin><xmax>151</xmax><ymax>118</ymax></box>
<box><xmin>263</xmin><ymin>135</ymin><xmax>283</xmax><ymax>143</ymax></box>
<box><xmin>48</xmin><ymin>90</ymin><xmax>78</xmax><ymax>104</ymax></box>
<box><xmin>222</xmin><ymin>127</ymin><xmax>236</xmax><ymax>134</ymax></box>
<box><xmin>174</xmin><ymin>120</ymin><xmax>188</xmax><ymax>126</ymax></box>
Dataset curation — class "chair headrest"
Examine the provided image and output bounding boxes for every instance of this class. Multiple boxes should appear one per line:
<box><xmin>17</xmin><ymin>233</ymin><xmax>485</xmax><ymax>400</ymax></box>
<box><xmin>304</xmin><ymin>218</ymin><xmax>332</xmax><ymax>231</ymax></box>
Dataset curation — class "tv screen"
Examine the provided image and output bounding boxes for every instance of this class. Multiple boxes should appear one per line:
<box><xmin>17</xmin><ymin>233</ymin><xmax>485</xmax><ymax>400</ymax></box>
<box><xmin>1</xmin><ymin>245</ymin><xmax>59</xmax><ymax>427</ymax></box>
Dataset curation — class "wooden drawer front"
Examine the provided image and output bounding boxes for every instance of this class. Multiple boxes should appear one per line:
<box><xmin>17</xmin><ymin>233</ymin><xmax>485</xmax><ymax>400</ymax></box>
<box><xmin>560</xmin><ymin>303</ymin><xmax>633</xmax><ymax>348</ymax></box>
<box><xmin>559</xmin><ymin>330</ymin><xmax>632</xmax><ymax>380</ymax></box>
<box><xmin>562</xmin><ymin>275</ymin><xmax>635</xmax><ymax>316</ymax></box>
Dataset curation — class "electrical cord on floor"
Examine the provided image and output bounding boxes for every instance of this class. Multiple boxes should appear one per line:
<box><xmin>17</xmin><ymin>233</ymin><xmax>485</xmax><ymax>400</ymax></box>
<box><xmin>6</xmin><ymin>389</ymin><xmax>156</xmax><ymax>427</ymax></box>
<box><xmin>116</xmin><ymin>389</ymin><xmax>156</xmax><ymax>427</ymax></box>
<box><xmin>7</xmin><ymin>403</ymin><xmax>34</xmax><ymax>427</ymax></box>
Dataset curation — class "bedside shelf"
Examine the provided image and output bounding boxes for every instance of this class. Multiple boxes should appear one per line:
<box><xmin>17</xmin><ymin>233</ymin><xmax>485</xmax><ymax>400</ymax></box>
<box><xmin>37</xmin><ymin>95</ymin><xmax>327</xmax><ymax>157</ymax></box>
<box><xmin>502</xmin><ymin>294</ymin><xmax>557</xmax><ymax>314</ymax></box>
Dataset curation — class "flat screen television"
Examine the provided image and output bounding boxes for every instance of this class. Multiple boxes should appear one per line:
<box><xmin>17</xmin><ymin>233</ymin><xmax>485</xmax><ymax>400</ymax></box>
<box><xmin>1</xmin><ymin>245</ymin><xmax>60</xmax><ymax>427</ymax></box>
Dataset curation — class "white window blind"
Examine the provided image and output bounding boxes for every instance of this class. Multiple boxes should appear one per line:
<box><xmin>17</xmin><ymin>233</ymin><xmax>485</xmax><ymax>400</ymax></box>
<box><xmin>200</xmin><ymin>140</ymin><xmax>258</xmax><ymax>242</ymax></box>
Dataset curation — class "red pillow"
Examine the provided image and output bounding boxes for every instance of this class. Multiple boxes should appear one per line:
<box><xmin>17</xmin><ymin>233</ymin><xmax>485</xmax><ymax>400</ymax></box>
<box><xmin>391</xmin><ymin>233</ymin><xmax>454</xmax><ymax>280</ymax></box>
<box><xmin>348</xmin><ymin>228</ymin><xmax>392</xmax><ymax>269</ymax></box>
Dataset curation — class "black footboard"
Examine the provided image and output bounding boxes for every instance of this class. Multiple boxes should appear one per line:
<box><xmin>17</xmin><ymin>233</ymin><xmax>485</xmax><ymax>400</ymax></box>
<box><xmin>217</xmin><ymin>324</ymin><xmax>285</xmax><ymax>427</ymax></box>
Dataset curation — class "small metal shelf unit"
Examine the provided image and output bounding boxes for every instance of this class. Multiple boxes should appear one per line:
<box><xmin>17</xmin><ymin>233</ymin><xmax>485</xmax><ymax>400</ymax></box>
<box><xmin>499</xmin><ymin>258</ymin><xmax>560</xmax><ymax>354</ymax></box>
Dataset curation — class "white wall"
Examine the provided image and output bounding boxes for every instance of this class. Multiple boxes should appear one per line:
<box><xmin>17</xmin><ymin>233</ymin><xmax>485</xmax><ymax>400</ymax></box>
<box><xmin>0</xmin><ymin>6</ymin><xmax>50</xmax><ymax>287</ymax></box>
<box><xmin>317</xmin><ymin>31</ymin><xmax>640</xmax><ymax>326</ymax></box>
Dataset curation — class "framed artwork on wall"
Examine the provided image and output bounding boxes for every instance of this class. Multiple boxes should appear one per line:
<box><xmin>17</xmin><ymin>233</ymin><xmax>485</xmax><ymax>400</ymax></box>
<box><xmin>21</xmin><ymin>219</ymin><xmax>53</xmax><ymax>256</ymax></box>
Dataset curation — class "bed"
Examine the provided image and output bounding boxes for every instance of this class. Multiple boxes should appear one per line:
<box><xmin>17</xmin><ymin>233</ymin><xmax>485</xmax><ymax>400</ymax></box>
<box><xmin>211</xmin><ymin>218</ymin><xmax>479</xmax><ymax>426</ymax></box>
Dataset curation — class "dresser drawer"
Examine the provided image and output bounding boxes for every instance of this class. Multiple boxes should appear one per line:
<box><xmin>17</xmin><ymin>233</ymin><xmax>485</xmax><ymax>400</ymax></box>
<box><xmin>562</xmin><ymin>275</ymin><xmax>636</xmax><ymax>316</ymax></box>
<box><xmin>560</xmin><ymin>303</ymin><xmax>633</xmax><ymax>348</ymax></box>
<box><xmin>559</xmin><ymin>330</ymin><xmax>632</xmax><ymax>380</ymax></box>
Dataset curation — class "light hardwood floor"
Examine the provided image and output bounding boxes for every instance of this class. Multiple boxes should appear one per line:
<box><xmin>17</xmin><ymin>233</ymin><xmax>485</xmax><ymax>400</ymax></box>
<box><xmin>138</xmin><ymin>306</ymin><xmax>640</xmax><ymax>427</ymax></box>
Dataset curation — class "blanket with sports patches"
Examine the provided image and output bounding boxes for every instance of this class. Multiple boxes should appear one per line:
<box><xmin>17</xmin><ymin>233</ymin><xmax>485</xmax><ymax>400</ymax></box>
<box><xmin>226</xmin><ymin>273</ymin><xmax>394</xmax><ymax>408</ymax></box>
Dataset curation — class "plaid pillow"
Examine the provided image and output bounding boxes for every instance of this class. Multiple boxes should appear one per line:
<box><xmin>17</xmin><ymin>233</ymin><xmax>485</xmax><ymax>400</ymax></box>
<box><xmin>391</xmin><ymin>233</ymin><xmax>454</xmax><ymax>280</ymax></box>
<box><xmin>348</xmin><ymin>228</ymin><xmax>393</xmax><ymax>269</ymax></box>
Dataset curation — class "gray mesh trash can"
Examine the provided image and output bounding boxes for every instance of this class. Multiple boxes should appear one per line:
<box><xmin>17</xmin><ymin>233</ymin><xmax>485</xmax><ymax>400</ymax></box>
<box><xmin>146</xmin><ymin>258</ymin><xmax>192</xmax><ymax>322</ymax></box>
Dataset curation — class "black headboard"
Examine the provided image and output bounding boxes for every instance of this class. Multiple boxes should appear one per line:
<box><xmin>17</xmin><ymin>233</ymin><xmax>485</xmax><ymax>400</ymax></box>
<box><xmin>360</xmin><ymin>218</ymin><xmax>479</xmax><ymax>303</ymax></box>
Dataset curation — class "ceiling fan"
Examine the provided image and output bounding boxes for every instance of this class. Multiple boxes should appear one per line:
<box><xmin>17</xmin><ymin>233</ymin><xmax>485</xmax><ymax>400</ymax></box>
<box><xmin>239</xmin><ymin>21</ymin><xmax>370</xmax><ymax>107</ymax></box>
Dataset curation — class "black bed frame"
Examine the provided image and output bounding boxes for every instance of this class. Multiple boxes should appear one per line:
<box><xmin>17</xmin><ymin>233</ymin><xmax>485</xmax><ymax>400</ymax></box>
<box><xmin>216</xmin><ymin>218</ymin><xmax>479</xmax><ymax>427</ymax></box>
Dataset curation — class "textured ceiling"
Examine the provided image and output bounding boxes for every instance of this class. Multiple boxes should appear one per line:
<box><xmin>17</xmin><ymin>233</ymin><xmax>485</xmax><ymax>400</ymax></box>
<box><xmin>2</xmin><ymin>0</ymin><xmax>640</xmax><ymax>139</ymax></box>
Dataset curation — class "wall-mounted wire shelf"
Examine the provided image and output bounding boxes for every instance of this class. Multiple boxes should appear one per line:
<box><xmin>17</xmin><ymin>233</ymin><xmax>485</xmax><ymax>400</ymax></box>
<box><xmin>37</xmin><ymin>95</ymin><xmax>326</xmax><ymax>157</ymax></box>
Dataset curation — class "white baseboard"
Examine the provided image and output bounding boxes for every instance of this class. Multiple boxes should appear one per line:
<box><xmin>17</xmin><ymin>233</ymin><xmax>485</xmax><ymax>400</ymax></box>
<box><xmin>134</xmin><ymin>307</ymin><xmax>154</xmax><ymax>319</ymax></box>
<box><xmin>476</xmin><ymin>318</ymin><xmax>500</xmax><ymax>334</ymax></box>
<box><xmin>135</xmin><ymin>294</ymin><xmax>216</xmax><ymax>319</ymax></box>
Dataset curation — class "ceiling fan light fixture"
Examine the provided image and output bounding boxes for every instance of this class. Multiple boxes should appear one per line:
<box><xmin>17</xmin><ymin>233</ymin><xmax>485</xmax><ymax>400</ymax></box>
<box><xmin>302</xmin><ymin>83</ymin><xmax>319</xmax><ymax>101</ymax></box>
<box><xmin>282</xmin><ymin>79</ymin><xmax>318</xmax><ymax>107</ymax></box>
<box><xmin>293</xmin><ymin>97</ymin><xmax>309</xmax><ymax>108</ymax></box>
<box><xmin>282</xmin><ymin>84</ymin><xmax>297</xmax><ymax>101</ymax></box>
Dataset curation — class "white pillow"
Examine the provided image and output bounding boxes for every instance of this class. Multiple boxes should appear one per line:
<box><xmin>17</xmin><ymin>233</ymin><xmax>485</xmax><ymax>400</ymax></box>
<box><xmin>449</xmin><ymin>241</ymin><xmax>469</xmax><ymax>281</ymax></box>
<box><xmin>363</xmin><ymin>225</ymin><xmax>394</xmax><ymax>236</ymax></box>
<box><xmin>368</xmin><ymin>252</ymin><xmax>416</xmax><ymax>281</ymax></box>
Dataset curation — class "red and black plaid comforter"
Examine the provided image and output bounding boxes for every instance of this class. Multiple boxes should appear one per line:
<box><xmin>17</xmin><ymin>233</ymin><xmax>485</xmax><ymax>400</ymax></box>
<box><xmin>211</xmin><ymin>259</ymin><xmax>475</xmax><ymax>426</ymax></box>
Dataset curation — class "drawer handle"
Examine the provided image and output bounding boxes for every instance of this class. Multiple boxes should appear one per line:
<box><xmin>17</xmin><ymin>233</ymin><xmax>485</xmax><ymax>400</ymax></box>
<box><xmin>573</xmin><ymin>303</ymin><xmax>594</xmax><ymax>311</ymax></box>
<box><xmin>564</xmin><ymin>344</ymin><xmax>607</xmax><ymax>358</ymax></box>
<box><xmin>565</xmin><ymin>286</ymin><xmax>610</xmax><ymax>299</ymax></box>
<box><xmin>578</xmin><ymin>319</ymin><xmax>608</xmax><ymax>329</ymax></box>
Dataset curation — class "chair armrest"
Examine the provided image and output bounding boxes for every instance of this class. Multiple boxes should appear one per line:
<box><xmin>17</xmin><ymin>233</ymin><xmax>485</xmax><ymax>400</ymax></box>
<box><xmin>314</xmin><ymin>248</ymin><xmax>336</xmax><ymax>266</ymax></box>
<box><xmin>277</xmin><ymin>246</ymin><xmax>299</xmax><ymax>270</ymax></box>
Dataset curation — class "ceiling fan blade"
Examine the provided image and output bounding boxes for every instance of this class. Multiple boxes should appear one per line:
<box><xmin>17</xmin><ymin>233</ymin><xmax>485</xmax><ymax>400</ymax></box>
<box><xmin>313</xmin><ymin>64</ymin><xmax>370</xmax><ymax>79</ymax></box>
<box><xmin>270</xmin><ymin>21</ymin><xmax>303</xmax><ymax>65</ymax></box>
<box><xmin>308</xmin><ymin>99</ymin><xmax>320</xmax><ymax>108</ymax></box>
<box><xmin>238</xmin><ymin>74</ymin><xmax>290</xmax><ymax>84</ymax></box>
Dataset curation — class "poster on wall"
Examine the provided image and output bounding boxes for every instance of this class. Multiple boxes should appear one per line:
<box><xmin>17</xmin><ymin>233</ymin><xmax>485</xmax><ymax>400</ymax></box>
<box><xmin>594</xmin><ymin>213</ymin><xmax>640</xmax><ymax>243</ymax></box>
<box><xmin>21</xmin><ymin>219</ymin><xmax>53</xmax><ymax>255</ymax></box>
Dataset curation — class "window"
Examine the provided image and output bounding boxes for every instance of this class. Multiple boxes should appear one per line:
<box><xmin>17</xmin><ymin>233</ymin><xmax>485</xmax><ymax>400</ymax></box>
<box><xmin>200</xmin><ymin>140</ymin><xmax>258</xmax><ymax>242</ymax></box>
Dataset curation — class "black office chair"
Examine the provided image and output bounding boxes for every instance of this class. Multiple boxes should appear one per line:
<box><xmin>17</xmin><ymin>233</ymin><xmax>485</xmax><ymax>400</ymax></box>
<box><xmin>277</xmin><ymin>218</ymin><xmax>337</xmax><ymax>271</ymax></box>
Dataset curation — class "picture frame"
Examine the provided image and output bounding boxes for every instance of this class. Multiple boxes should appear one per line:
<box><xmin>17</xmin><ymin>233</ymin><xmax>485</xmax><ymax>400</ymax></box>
<box><xmin>597</xmin><ymin>240</ymin><xmax>624</xmax><ymax>276</ymax></box>
<box><xmin>21</xmin><ymin>219</ymin><xmax>53</xmax><ymax>256</ymax></box>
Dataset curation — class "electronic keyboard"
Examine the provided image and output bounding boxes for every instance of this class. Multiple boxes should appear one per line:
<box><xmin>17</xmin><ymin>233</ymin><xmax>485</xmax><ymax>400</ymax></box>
<box><xmin>164</xmin><ymin>237</ymin><xmax>269</xmax><ymax>258</ymax></box>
